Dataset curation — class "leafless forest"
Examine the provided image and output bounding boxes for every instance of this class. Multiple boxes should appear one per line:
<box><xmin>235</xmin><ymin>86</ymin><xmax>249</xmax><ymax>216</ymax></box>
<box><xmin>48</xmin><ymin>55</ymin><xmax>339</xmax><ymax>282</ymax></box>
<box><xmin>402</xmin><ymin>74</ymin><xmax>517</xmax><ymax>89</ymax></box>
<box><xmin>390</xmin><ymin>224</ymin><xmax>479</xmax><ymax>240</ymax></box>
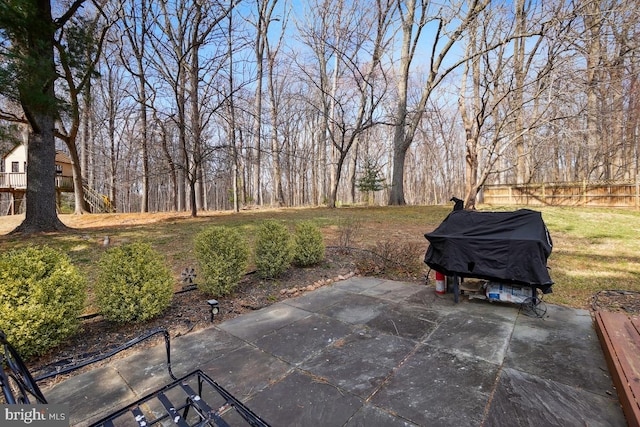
<box><xmin>2</xmin><ymin>0</ymin><xmax>639</xmax><ymax>213</ymax></box>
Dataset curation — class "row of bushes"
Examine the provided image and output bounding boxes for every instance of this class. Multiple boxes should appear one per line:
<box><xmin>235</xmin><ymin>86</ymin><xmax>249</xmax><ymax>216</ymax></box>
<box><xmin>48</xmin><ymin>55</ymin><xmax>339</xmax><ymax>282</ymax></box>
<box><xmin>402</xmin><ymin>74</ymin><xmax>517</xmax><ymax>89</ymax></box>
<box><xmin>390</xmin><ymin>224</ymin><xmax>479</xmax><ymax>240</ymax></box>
<box><xmin>196</xmin><ymin>220</ymin><xmax>325</xmax><ymax>296</ymax></box>
<box><xmin>0</xmin><ymin>220</ymin><xmax>324</xmax><ymax>358</ymax></box>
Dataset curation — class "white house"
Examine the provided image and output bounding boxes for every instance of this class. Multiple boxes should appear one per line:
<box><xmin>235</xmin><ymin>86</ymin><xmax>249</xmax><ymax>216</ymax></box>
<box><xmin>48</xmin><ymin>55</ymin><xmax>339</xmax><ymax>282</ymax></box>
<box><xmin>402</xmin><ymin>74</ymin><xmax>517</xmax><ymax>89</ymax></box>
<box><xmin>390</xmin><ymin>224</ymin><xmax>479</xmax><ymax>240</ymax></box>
<box><xmin>0</xmin><ymin>144</ymin><xmax>75</xmax><ymax>215</ymax></box>
<box><xmin>0</xmin><ymin>144</ymin><xmax>73</xmax><ymax>189</ymax></box>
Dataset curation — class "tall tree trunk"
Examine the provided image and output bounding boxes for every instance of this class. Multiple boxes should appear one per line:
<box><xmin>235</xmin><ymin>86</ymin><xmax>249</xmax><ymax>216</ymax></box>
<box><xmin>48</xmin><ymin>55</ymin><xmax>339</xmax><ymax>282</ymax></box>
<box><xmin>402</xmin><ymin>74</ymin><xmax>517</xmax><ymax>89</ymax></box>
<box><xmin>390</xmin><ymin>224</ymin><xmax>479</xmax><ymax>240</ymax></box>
<box><xmin>108</xmin><ymin>104</ymin><xmax>118</xmax><ymax>211</ymax></box>
<box><xmin>626</xmin><ymin>72</ymin><xmax>639</xmax><ymax>179</ymax></box>
<box><xmin>139</xmin><ymin>74</ymin><xmax>149</xmax><ymax>213</ymax></box>
<box><xmin>20</xmin><ymin>115</ymin><xmax>66</xmax><ymax>232</ymax></box>
<box><xmin>459</xmin><ymin>38</ymin><xmax>480</xmax><ymax>210</ymax></box>
<box><xmin>227</xmin><ymin>9</ymin><xmax>240</xmax><ymax>212</ymax></box>
<box><xmin>119</xmin><ymin>0</ymin><xmax>151</xmax><ymax>212</ymax></box>
<box><xmin>514</xmin><ymin>0</ymin><xmax>527</xmax><ymax>184</ymax></box>
<box><xmin>189</xmin><ymin>6</ymin><xmax>202</xmax><ymax>217</ymax></box>
<box><xmin>327</xmin><ymin>34</ymin><xmax>340</xmax><ymax>207</ymax></box>
<box><xmin>388</xmin><ymin>0</ymin><xmax>486</xmax><ymax>205</ymax></box>
<box><xmin>268</xmin><ymin>97</ymin><xmax>285</xmax><ymax>206</ymax></box>
<box><xmin>389</xmin><ymin>144</ymin><xmax>408</xmax><ymax>205</ymax></box>
<box><xmin>310</xmin><ymin>120</ymin><xmax>320</xmax><ymax>205</ymax></box>
<box><xmin>252</xmin><ymin>25</ymin><xmax>264</xmax><ymax>206</ymax></box>
<box><xmin>609</xmin><ymin>34</ymin><xmax>626</xmax><ymax>179</ymax></box>
<box><xmin>318</xmin><ymin>85</ymin><xmax>329</xmax><ymax>205</ymax></box>
<box><xmin>388</xmin><ymin>0</ymin><xmax>416</xmax><ymax>206</ymax></box>
<box><xmin>157</xmin><ymin>114</ymin><xmax>177</xmax><ymax>211</ymax></box>
<box><xmin>266</xmin><ymin>25</ymin><xmax>285</xmax><ymax>206</ymax></box>
<box><xmin>81</xmin><ymin>82</ymin><xmax>91</xmax><ymax>184</ymax></box>
<box><xmin>348</xmin><ymin>138</ymin><xmax>359</xmax><ymax>204</ymax></box>
<box><xmin>65</xmin><ymin>140</ymin><xmax>90</xmax><ymax>213</ymax></box>
<box><xmin>176</xmin><ymin>78</ymin><xmax>187</xmax><ymax>211</ymax></box>
<box><xmin>12</xmin><ymin>0</ymin><xmax>67</xmax><ymax>233</ymax></box>
<box><xmin>56</xmin><ymin>48</ymin><xmax>91</xmax><ymax>214</ymax></box>
<box><xmin>584</xmin><ymin>0</ymin><xmax>603</xmax><ymax>180</ymax></box>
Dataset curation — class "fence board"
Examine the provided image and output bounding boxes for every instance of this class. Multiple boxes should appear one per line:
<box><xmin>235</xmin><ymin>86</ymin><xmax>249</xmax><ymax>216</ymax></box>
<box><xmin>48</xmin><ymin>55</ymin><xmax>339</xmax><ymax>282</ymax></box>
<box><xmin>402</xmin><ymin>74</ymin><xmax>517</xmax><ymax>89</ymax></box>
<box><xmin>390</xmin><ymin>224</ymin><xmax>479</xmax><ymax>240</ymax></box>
<box><xmin>482</xmin><ymin>179</ymin><xmax>640</xmax><ymax>208</ymax></box>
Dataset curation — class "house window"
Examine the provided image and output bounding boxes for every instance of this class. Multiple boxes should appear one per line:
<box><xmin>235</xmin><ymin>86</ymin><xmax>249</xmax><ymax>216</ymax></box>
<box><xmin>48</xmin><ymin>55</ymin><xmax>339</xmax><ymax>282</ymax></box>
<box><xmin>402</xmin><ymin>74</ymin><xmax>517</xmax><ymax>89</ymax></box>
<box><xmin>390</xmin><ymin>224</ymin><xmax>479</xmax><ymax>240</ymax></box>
<box><xmin>11</xmin><ymin>162</ymin><xmax>19</xmax><ymax>173</ymax></box>
<box><xmin>56</xmin><ymin>164</ymin><xmax>62</xmax><ymax>175</ymax></box>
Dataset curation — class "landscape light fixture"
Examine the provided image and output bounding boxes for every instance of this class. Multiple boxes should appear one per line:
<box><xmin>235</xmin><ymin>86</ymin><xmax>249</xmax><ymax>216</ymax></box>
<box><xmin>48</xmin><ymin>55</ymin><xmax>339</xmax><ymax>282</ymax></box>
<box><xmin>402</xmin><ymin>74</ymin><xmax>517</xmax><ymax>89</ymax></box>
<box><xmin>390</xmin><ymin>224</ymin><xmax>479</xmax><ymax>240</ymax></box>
<box><xmin>207</xmin><ymin>299</ymin><xmax>220</xmax><ymax>322</ymax></box>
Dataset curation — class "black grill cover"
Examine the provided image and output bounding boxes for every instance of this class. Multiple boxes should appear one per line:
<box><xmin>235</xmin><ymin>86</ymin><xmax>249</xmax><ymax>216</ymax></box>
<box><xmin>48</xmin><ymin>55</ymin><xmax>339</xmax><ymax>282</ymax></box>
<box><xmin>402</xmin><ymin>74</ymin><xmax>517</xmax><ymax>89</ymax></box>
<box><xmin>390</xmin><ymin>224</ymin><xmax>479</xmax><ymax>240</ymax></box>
<box><xmin>424</xmin><ymin>209</ymin><xmax>553</xmax><ymax>292</ymax></box>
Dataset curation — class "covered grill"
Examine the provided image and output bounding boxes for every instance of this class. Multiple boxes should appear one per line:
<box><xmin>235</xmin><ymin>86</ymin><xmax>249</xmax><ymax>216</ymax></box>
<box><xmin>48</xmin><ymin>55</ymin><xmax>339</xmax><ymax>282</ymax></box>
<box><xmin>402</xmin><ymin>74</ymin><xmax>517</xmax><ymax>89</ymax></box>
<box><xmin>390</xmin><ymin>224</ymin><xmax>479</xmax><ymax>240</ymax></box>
<box><xmin>424</xmin><ymin>209</ymin><xmax>554</xmax><ymax>296</ymax></box>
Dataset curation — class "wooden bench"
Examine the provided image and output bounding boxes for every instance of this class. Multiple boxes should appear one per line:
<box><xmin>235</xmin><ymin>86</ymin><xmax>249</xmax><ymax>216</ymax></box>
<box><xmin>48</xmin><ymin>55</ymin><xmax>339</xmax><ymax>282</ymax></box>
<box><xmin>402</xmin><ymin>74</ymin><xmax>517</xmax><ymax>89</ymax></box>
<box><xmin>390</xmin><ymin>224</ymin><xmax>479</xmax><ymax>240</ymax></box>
<box><xmin>1</xmin><ymin>328</ymin><xmax>270</xmax><ymax>426</ymax></box>
<box><xmin>594</xmin><ymin>311</ymin><xmax>640</xmax><ymax>427</ymax></box>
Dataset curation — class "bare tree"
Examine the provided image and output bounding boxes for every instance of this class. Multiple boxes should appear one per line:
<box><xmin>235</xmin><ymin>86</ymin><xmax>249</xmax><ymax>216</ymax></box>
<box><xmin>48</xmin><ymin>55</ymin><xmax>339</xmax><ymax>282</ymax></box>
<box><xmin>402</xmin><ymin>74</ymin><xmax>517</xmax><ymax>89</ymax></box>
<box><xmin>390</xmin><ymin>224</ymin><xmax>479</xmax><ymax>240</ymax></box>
<box><xmin>224</xmin><ymin>6</ymin><xmax>241</xmax><ymax>212</ymax></box>
<box><xmin>296</xmin><ymin>0</ymin><xmax>337</xmax><ymax>205</ymax></box>
<box><xmin>55</xmin><ymin>7</ymin><xmax>110</xmax><ymax>214</ymax></box>
<box><xmin>265</xmin><ymin>3</ymin><xmax>290</xmax><ymax>206</ymax></box>
<box><xmin>579</xmin><ymin>0</ymin><xmax>638</xmax><ymax>180</ymax></box>
<box><xmin>151</xmin><ymin>106</ymin><xmax>178</xmax><ymax>211</ymax></box>
<box><xmin>457</xmin><ymin>0</ymin><xmax>565</xmax><ymax>208</ymax></box>
<box><xmin>95</xmin><ymin>45</ymin><xmax>134</xmax><ymax>212</ymax></box>
<box><xmin>117</xmin><ymin>0</ymin><xmax>155</xmax><ymax>213</ymax></box>
<box><xmin>327</xmin><ymin>0</ymin><xmax>394</xmax><ymax>207</ymax></box>
<box><xmin>388</xmin><ymin>0</ymin><xmax>489</xmax><ymax>205</ymax></box>
<box><xmin>414</xmin><ymin>98</ymin><xmax>465</xmax><ymax>204</ymax></box>
<box><xmin>245</xmin><ymin>0</ymin><xmax>280</xmax><ymax>206</ymax></box>
<box><xmin>145</xmin><ymin>0</ymin><xmax>232</xmax><ymax>215</ymax></box>
<box><xmin>296</xmin><ymin>0</ymin><xmax>394</xmax><ymax>207</ymax></box>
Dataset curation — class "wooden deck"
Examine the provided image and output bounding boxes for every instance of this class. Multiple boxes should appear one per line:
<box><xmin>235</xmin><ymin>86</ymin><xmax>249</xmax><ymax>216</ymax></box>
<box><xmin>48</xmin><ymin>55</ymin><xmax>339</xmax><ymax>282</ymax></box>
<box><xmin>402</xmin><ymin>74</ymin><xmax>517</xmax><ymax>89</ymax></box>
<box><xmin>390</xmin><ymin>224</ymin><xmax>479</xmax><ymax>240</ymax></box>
<box><xmin>595</xmin><ymin>311</ymin><xmax>640</xmax><ymax>427</ymax></box>
<box><xmin>0</xmin><ymin>174</ymin><xmax>74</xmax><ymax>192</ymax></box>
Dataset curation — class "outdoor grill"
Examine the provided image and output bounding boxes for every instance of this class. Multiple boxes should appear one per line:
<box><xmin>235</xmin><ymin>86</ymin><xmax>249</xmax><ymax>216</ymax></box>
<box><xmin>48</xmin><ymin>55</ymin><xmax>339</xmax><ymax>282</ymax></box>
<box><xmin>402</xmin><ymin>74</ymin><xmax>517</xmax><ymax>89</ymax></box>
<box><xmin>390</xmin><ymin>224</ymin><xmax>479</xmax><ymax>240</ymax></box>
<box><xmin>424</xmin><ymin>208</ymin><xmax>554</xmax><ymax>303</ymax></box>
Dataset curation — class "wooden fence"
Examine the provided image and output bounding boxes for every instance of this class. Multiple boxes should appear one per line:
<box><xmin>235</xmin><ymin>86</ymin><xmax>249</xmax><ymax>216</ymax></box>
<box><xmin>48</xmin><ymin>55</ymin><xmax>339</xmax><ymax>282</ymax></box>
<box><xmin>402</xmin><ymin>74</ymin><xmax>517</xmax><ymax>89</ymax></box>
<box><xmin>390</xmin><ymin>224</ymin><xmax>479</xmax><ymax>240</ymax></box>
<box><xmin>482</xmin><ymin>178</ymin><xmax>640</xmax><ymax>209</ymax></box>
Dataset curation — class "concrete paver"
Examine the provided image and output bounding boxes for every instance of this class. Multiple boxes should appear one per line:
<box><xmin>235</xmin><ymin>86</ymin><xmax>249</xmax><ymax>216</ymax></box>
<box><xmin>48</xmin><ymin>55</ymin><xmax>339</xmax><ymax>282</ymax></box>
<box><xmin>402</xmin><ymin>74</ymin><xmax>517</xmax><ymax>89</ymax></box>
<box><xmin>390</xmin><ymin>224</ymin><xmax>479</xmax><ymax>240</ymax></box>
<box><xmin>43</xmin><ymin>277</ymin><xmax>627</xmax><ymax>426</ymax></box>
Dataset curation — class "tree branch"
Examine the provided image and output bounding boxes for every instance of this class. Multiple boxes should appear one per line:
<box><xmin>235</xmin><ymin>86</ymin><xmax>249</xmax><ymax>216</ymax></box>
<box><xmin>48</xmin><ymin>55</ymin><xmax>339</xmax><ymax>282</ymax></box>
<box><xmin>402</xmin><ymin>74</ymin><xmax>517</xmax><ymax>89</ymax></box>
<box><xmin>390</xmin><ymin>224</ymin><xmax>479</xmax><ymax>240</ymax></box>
<box><xmin>55</xmin><ymin>0</ymin><xmax>88</xmax><ymax>28</ymax></box>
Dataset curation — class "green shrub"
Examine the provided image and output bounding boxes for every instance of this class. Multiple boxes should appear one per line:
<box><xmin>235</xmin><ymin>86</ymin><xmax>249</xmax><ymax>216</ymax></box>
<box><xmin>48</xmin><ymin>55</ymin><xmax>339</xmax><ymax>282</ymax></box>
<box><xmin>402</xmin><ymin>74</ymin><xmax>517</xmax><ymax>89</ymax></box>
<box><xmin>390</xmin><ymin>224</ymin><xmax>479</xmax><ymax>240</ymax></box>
<box><xmin>0</xmin><ymin>246</ymin><xmax>86</xmax><ymax>359</ymax></box>
<box><xmin>95</xmin><ymin>242</ymin><xmax>173</xmax><ymax>323</ymax></box>
<box><xmin>255</xmin><ymin>220</ymin><xmax>293</xmax><ymax>279</ymax></box>
<box><xmin>292</xmin><ymin>221</ymin><xmax>325</xmax><ymax>267</ymax></box>
<box><xmin>194</xmin><ymin>226</ymin><xmax>249</xmax><ymax>296</ymax></box>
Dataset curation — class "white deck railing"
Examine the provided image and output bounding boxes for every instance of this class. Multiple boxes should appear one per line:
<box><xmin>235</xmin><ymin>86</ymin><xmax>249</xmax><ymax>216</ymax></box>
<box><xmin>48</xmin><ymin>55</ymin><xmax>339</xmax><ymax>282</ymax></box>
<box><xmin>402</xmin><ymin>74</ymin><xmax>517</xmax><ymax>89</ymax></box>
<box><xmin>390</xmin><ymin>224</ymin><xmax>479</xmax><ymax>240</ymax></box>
<box><xmin>0</xmin><ymin>173</ymin><xmax>27</xmax><ymax>189</ymax></box>
<box><xmin>0</xmin><ymin>173</ymin><xmax>74</xmax><ymax>191</ymax></box>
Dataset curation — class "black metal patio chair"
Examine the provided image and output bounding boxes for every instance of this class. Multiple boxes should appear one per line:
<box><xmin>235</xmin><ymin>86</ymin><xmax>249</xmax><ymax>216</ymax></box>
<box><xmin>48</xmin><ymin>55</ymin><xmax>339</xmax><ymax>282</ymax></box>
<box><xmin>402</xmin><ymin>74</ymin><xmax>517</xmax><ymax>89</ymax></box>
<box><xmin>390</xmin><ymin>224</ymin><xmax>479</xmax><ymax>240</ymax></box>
<box><xmin>0</xmin><ymin>328</ymin><xmax>270</xmax><ymax>427</ymax></box>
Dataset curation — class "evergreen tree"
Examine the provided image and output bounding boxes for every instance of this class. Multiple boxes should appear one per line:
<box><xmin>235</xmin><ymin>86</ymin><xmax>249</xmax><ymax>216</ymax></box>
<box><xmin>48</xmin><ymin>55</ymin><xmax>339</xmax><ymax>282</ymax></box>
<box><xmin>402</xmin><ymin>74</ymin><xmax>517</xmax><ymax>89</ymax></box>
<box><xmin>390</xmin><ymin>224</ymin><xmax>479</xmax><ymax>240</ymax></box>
<box><xmin>357</xmin><ymin>158</ymin><xmax>386</xmax><ymax>205</ymax></box>
<box><xmin>0</xmin><ymin>0</ymin><xmax>86</xmax><ymax>233</ymax></box>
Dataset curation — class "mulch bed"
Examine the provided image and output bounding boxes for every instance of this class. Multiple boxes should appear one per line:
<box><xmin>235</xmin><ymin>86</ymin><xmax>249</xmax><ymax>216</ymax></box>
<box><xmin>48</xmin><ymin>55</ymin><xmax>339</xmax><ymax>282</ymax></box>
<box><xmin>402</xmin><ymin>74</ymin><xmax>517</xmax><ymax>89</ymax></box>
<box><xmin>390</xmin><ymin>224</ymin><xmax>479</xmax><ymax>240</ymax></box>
<box><xmin>28</xmin><ymin>247</ymin><xmax>366</xmax><ymax>379</ymax></box>
<box><xmin>592</xmin><ymin>290</ymin><xmax>640</xmax><ymax>314</ymax></box>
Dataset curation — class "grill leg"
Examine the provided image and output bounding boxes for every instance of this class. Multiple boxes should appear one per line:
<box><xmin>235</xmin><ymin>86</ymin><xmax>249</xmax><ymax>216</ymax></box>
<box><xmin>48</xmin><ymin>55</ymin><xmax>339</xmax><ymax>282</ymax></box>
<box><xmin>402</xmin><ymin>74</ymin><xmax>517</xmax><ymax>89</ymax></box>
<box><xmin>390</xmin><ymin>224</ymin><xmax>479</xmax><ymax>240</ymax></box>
<box><xmin>453</xmin><ymin>274</ymin><xmax>460</xmax><ymax>304</ymax></box>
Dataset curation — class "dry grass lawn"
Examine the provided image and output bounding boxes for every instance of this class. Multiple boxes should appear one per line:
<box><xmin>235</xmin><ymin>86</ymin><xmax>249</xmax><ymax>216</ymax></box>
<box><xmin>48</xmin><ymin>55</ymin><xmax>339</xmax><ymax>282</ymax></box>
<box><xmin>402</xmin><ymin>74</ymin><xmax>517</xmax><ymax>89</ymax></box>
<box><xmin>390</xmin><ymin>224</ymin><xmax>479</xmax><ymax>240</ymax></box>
<box><xmin>1</xmin><ymin>204</ymin><xmax>639</xmax><ymax>311</ymax></box>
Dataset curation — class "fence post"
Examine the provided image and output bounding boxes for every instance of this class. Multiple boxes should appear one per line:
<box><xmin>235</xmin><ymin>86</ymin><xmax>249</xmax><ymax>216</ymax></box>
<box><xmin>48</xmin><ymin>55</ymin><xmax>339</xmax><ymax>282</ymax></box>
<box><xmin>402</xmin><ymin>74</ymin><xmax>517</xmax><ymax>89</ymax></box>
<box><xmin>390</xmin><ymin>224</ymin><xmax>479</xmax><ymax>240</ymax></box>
<box><xmin>636</xmin><ymin>174</ymin><xmax>640</xmax><ymax>209</ymax></box>
<box><xmin>582</xmin><ymin>179</ymin><xmax>587</xmax><ymax>206</ymax></box>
